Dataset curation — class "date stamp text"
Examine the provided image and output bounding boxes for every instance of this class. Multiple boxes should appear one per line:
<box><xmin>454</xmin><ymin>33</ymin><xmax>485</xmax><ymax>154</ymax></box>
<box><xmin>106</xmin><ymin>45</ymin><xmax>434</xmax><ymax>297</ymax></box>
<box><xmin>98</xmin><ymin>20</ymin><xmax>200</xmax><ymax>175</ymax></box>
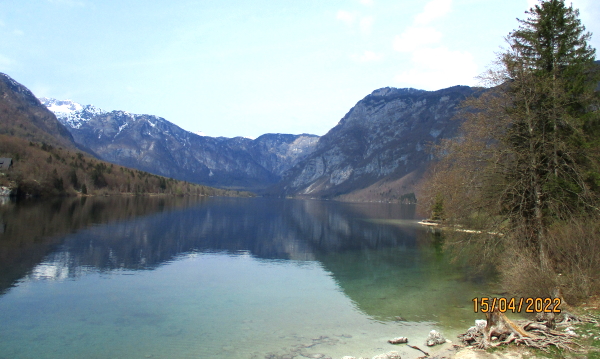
<box><xmin>472</xmin><ymin>297</ymin><xmax>562</xmax><ymax>313</ymax></box>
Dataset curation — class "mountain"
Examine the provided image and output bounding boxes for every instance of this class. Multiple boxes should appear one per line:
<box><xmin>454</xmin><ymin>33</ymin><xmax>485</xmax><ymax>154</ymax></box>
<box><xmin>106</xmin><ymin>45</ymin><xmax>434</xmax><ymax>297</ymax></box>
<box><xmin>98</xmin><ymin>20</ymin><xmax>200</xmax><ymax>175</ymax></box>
<box><xmin>40</xmin><ymin>85</ymin><xmax>479</xmax><ymax>199</ymax></box>
<box><xmin>0</xmin><ymin>74</ymin><xmax>77</xmax><ymax>149</ymax></box>
<box><xmin>39</xmin><ymin>98</ymin><xmax>319</xmax><ymax>191</ymax></box>
<box><xmin>0</xmin><ymin>74</ymin><xmax>253</xmax><ymax>197</ymax></box>
<box><xmin>270</xmin><ymin>86</ymin><xmax>479</xmax><ymax>201</ymax></box>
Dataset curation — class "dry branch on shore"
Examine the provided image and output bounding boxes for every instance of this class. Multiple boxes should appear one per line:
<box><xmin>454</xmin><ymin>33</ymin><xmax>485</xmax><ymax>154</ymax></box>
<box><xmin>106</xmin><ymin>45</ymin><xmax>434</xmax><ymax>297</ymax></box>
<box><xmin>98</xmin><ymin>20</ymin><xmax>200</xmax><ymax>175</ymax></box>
<box><xmin>458</xmin><ymin>307</ymin><xmax>597</xmax><ymax>353</ymax></box>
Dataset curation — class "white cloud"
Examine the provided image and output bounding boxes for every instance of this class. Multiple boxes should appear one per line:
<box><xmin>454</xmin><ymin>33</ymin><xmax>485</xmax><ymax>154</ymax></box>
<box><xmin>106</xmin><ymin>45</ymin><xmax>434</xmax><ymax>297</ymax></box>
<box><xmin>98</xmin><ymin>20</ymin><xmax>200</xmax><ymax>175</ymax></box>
<box><xmin>352</xmin><ymin>50</ymin><xmax>383</xmax><ymax>63</ymax></box>
<box><xmin>336</xmin><ymin>10</ymin><xmax>356</xmax><ymax>25</ymax></box>
<box><xmin>393</xmin><ymin>26</ymin><xmax>442</xmax><ymax>52</ymax></box>
<box><xmin>391</xmin><ymin>0</ymin><xmax>476</xmax><ymax>90</ymax></box>
<box><xmin>414</xmin><ymin>0</ymin><xmax>452</xmax><ymax>25</ymax></box>
<box><xmin>395</xmin><ymin>47</ymin><xmax>477</xmax><ymax>89</ymax></box>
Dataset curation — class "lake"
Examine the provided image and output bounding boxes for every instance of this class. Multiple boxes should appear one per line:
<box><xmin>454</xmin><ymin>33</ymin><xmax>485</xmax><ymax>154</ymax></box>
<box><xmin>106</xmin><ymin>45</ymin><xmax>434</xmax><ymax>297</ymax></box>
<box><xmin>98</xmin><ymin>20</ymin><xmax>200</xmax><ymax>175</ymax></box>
<box><xmin>0</xmin><ymin>196</ymin><xmax>495</xmax><ymax>359</ymax></box>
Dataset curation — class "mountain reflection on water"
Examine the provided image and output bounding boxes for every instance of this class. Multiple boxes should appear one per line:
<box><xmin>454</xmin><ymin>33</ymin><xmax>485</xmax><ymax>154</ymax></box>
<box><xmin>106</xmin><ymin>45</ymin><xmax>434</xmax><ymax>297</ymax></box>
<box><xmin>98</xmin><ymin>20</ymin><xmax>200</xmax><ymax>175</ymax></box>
<box><xmin>0</xmin><ymin>196</ymin><xmax>201</xmax><ymax>293</ymax></box>
<box><xmin>0</xmin><ymin>196</ymin><xmax>489</xmax><ymax>327</ymax></box>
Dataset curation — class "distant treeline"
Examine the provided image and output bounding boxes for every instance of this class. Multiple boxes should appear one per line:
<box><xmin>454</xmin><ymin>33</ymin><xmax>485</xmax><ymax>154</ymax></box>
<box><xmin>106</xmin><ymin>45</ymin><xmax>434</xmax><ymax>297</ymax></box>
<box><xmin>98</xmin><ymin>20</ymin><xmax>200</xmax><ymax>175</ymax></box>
<box><xmin>0</xmin><ymin>134</ymin><xmax>254</xmax><ymax>198</ymax></box>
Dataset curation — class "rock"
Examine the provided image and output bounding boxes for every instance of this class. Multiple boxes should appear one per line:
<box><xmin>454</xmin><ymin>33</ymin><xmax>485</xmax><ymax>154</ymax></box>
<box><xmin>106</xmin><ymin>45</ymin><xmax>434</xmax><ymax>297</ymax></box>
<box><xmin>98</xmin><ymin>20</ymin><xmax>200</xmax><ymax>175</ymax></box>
<box><xmin>372</xmin><ymin>351</ymin><xmax>401</xmax><ymax>359</ymax></box>
<box><xmin>0</xmin><ymin>186</ymin><xmax>14</xmax><ymax>196</ymax></box>
<box><xmin>565</xmin><ymin>327</ymin><xmax>577</xmax><ymax>336</ymax></box>
<box><xmin>426</xmin><ymin>330</ymin><xmax>446</xmax><ymax>347</ymax></box>
<box><xmin>388</xmin><ymin>337</ymin><xmax>408</xmax><ymax>344</ymax></box>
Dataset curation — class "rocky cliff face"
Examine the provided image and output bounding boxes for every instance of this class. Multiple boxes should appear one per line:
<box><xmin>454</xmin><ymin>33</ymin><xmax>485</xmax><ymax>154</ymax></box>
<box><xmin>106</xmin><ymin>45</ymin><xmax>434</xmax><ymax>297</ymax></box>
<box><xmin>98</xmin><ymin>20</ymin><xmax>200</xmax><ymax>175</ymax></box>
<box><xmin>39</xmin><ymin>98</ymin><xmax>319</xmax><ymax>191</ymax></box>
<box><xmin>271</xmin><ymin>86</ymin><xmax>479</xmax><ymax>200</ymax></box>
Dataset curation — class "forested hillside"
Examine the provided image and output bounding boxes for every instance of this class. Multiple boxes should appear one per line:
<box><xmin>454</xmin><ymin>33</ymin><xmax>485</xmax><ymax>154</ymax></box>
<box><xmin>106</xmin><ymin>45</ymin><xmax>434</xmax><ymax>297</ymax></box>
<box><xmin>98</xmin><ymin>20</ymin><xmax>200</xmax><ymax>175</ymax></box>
<box><xmin>0</xmin><ymin>73</ymin><xmax>252</xmax><ymax>198</ymax></box>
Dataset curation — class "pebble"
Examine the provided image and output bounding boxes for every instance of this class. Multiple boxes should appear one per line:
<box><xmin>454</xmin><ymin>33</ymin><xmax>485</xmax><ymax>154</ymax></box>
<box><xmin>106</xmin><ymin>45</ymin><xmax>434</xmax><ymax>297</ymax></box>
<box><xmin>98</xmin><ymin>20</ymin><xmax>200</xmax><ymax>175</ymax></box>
<box><xmin>372</xmin><ymin>351</ymin><xmax>401</xmax><ymax>359</ymax></box>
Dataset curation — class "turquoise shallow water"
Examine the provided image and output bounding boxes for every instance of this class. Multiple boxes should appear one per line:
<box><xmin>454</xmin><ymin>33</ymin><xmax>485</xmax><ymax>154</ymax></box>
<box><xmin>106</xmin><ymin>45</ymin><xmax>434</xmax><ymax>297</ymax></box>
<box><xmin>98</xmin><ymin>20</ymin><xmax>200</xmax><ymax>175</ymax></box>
<box><xmin>0</xmin><ymin>197</ymin><xmax>494</xmax><ymax>359</ymax></box>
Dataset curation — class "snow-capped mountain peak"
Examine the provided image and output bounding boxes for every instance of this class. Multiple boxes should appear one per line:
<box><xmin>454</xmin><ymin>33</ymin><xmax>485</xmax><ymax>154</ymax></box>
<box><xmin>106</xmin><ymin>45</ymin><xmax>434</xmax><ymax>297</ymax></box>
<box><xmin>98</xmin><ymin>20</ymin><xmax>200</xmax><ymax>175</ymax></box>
<box><xmin>39</xmin><ymin>97</ymin><xmax>106</xmax><ymax>129</ymax></box>
<box><xmin>38</xmin><ymin>97</ymin><xmax>83</xmax><ymax>117</ymax></box>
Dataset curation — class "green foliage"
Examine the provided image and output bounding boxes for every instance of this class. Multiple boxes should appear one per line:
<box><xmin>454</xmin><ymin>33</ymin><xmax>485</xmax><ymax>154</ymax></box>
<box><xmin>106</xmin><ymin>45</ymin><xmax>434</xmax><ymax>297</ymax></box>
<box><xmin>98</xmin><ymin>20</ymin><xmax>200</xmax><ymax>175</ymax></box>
<box><xmin>431</xmin><ymin>193</ymin><xmax>444</xmax><ymax>220</ymax></box>
<box><xmin>399</xmin><ymin>192</ymin><xmax>417</xmax><ymax>204</ymax></box>
<box><xmin>496</xmin><ymin>0</ymin><xmax>600</xmax><ymax>245</ymax></box>
<box><xmin>91</xmin><ymin>163</ymin><xmax>108</xmax><ymax>188</ymax></box>
<box><xmin>51</xmin><ymin>169</ymin><xmax>64</xmax><ymax>193</ymax></box>
<box><xmin>40</xmin><ymin>142</ymin><xmax>53</xmax><ymax>152</ymax></box>
<box><xmin>69</xmin><ymin>169</ymin><xmax>79</xmax><ymax>189</ymax></box>
<box><xmin>421</xmin><ymin>0</ymin><xmax>600</xmax><ymax>300</ymax></box>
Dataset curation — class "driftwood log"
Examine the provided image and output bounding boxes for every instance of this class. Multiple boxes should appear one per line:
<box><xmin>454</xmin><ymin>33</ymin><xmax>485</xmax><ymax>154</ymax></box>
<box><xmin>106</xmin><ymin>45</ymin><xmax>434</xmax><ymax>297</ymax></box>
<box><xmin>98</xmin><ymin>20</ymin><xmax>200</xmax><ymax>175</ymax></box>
<box><xmin>388</xmin><ymin>337</ymin><xmax>408</xmax><ymax>344</ymax></box>
<box><xmin>459</xmin><ymin>306</ymin><xmax>589</xmax><ymax>353</ymax></box>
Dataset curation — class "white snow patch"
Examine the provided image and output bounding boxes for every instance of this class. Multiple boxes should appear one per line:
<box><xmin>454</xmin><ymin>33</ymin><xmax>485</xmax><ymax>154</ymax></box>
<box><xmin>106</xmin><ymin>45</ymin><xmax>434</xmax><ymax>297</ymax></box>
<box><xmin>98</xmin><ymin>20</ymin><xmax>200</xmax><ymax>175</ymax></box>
<box><xmin>116</xmin><ymin>123</ymin><xmax>129</xmax><ymax>136</ymax></box>
<box><xmin>39</xmin><ymin>97</ymin><xmax>107</xmax><ymax>129</ymax></box>
<box><xmin>46</xmin><ymin>100</ymin><xmax>83</xmax><ymax>115</ymax></box>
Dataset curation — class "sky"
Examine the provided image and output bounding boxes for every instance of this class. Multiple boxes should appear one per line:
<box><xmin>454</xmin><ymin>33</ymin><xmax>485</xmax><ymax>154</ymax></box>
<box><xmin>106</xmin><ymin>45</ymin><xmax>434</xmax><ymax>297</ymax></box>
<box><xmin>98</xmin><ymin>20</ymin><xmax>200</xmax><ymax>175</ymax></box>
<box><xmin>0</xmin><ymin>0</ymin><xmax>598</xmax><ymax>139</ymax></box>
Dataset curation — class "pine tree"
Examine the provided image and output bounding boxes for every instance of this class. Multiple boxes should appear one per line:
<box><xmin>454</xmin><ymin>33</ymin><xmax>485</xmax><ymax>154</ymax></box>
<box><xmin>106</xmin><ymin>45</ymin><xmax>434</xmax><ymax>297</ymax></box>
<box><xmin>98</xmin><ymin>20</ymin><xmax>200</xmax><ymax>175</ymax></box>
<box><xmin>490</xmin><ymin>0</ymin><xmax>600</xmax><ymax>249</ymax></box>
<box><xmin>419</xmin><ymin>0</ymin><xmax>600</xmax><ymax>299</ymax></box>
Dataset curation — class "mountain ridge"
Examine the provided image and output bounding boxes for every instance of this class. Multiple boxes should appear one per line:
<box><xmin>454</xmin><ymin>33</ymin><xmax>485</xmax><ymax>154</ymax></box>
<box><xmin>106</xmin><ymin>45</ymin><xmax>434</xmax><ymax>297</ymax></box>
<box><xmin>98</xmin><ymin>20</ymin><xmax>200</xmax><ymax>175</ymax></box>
<box><xmin>0</xmin><ymin>74</ymin><xmax>78</xmax><ymax>150</ymax></box>
<box><xmin>39</xmin><ymin>84</ymin><xmax>479</xmax><ymax>199</ymax></box>
<box><xmin>0</xmin><ymin>72</ymin><xmax>250</xmax><ymax>198</ymax></box>
<box><xmin>269</xmin><ymin>85</ymin><xmax>479</xmax><ymax>201</ymax></box>
<box><xmin>39</xmin><ymin>97</ymin><xmax>320</xmax><ymax>191</ymax></box>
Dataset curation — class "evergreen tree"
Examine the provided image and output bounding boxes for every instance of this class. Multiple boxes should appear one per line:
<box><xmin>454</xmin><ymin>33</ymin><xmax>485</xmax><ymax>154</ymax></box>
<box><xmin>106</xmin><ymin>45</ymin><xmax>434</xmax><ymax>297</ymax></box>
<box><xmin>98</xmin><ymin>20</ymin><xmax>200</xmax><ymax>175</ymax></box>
<box><xmin>419</xmin><ymin>0</ymin><xmax>600</xmax><ymax>299</ymax></box>
<box><xmin>496</xmin><ymin>0</ymin><xmax>599</xmax><ymax>248</ymax></box>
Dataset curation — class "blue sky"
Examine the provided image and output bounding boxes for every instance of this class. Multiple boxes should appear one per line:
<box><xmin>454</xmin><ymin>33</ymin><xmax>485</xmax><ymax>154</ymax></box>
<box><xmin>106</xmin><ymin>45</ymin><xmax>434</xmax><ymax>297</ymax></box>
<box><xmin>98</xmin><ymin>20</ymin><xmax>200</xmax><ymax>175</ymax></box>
<box><xmin>1</xmin><ymin>0</ymin><xmax>598</xmax><ymax>138</ymax></box>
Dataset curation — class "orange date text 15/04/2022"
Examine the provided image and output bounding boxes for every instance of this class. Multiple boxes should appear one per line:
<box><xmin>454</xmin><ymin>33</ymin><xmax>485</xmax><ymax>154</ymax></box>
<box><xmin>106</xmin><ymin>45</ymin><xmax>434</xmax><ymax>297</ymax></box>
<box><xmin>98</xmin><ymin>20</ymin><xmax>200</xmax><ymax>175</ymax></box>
<box><xmin>472</xmin><ymin>297</ymin><xmax>562</xmax><ymax>313</ymax></box>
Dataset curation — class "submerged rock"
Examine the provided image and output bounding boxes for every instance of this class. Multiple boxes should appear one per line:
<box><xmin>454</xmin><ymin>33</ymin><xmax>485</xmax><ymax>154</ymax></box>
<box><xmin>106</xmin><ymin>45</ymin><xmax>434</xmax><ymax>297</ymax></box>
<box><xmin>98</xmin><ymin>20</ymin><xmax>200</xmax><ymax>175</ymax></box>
<box><xmin>426</xmin><ymin>330</ymin><xmax>446</xmax><ymax>346</ymax></box>
<box><xmin>372</xmin><ymin>351</ymin><xmax>401</xmax><ymax>359</ymax></box>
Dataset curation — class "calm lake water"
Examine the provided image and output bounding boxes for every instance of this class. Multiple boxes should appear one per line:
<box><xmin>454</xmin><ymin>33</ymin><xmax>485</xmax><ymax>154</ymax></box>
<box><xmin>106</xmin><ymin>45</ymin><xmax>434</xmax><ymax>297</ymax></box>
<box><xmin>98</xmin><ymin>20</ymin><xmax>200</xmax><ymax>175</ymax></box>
<box><xmin>0</xmin><ymin>196</ymin><xmax>495</xmax><ymax>359</ymax></box>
